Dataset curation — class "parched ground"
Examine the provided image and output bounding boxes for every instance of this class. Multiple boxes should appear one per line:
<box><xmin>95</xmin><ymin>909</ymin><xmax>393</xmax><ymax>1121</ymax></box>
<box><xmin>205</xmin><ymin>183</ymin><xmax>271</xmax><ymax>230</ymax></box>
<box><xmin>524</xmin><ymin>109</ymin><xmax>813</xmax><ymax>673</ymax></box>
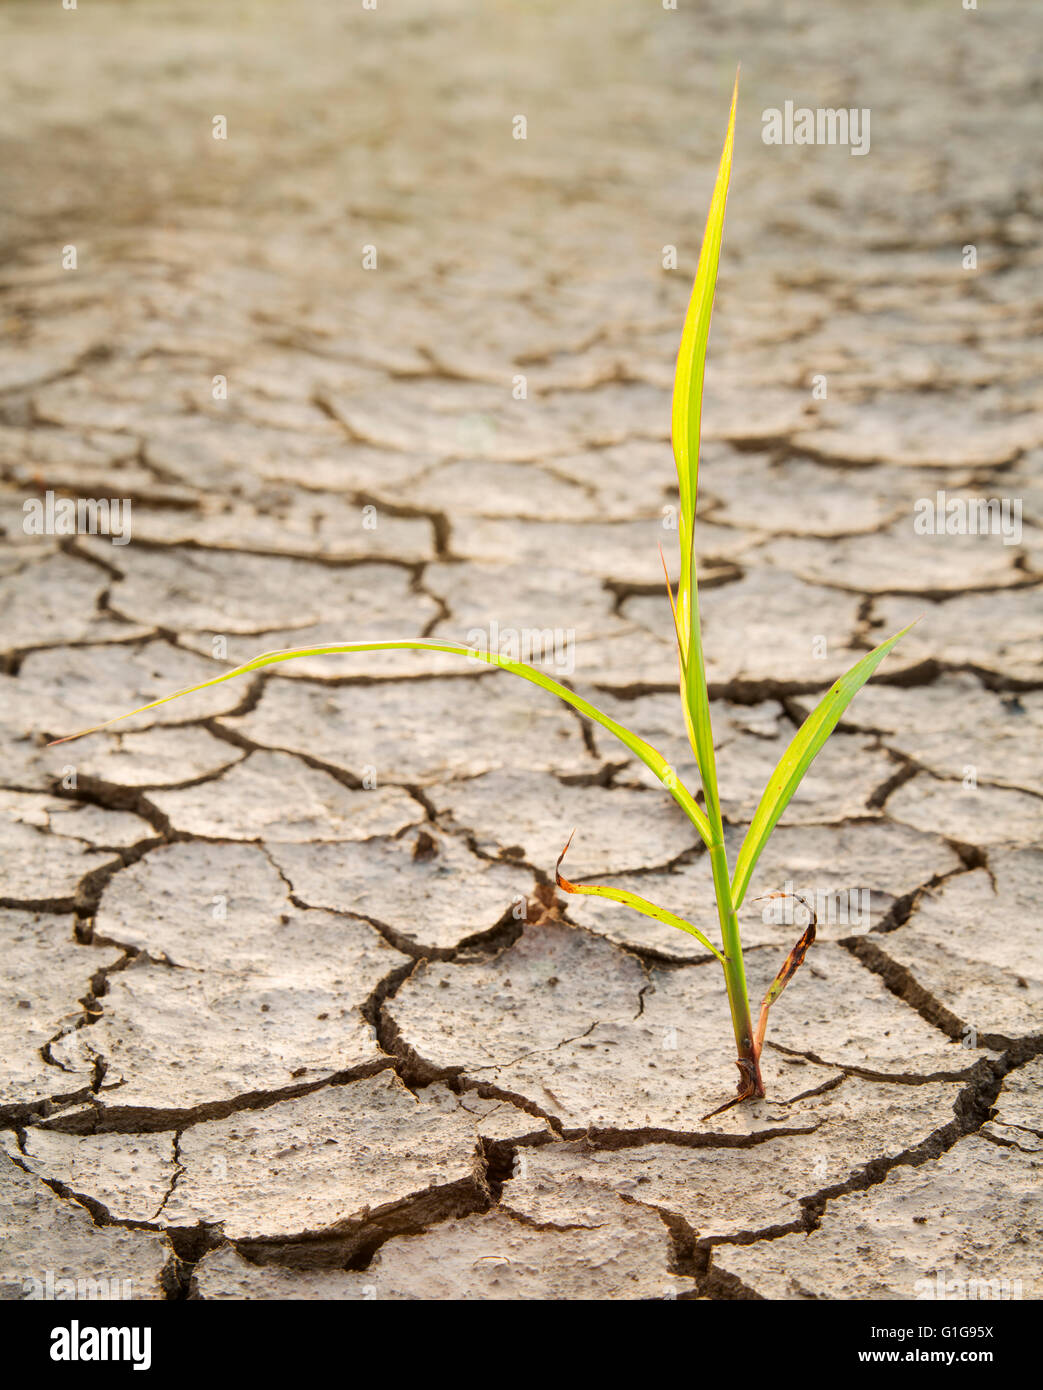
<box><xmin>0</xmin><ymin>0</ymin><xmax>1040</xmax><ymax>1301</ymax></box>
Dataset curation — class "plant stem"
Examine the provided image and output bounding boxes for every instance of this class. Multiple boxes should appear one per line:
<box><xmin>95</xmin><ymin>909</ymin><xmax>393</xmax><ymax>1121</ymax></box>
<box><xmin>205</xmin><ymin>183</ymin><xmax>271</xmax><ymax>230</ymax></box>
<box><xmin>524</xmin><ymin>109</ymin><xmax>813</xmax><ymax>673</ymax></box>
<box><xmin>708</xmin><ymin>838</ymin><xmax>764</xmax><ymax>1099</ymax></box>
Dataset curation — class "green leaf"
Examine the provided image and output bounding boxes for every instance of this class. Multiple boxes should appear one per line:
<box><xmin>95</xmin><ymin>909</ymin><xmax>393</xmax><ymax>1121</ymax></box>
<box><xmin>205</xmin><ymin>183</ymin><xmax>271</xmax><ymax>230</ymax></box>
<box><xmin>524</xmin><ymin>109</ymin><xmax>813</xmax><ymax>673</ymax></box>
<box><xmin>731</xmin><ymin>624</ymin><xmax>916</xmax><ymax>910</ymax></box>
<box><xmin>683</xmin><ymin>567</ymin><xmax>723</xmax><ymax>833</ymax></box>
<box><xmin>556</xmin><ymin>834</ymin><xmax>726</xmax><ymax>964</ymax></box>
<box><xmin>50</xmin><ymin>638</ymin><xmax>714</xmax><ymax>848</ymax></box>
<box><xmin>672</xmin><ymin>70</ymin><xmax>738</xmax><ymax>666</ymax></box>
<box><xmin>668</xmin><ymin>73</ymin><xmax>737</xmax><ymax>831</ymax></box>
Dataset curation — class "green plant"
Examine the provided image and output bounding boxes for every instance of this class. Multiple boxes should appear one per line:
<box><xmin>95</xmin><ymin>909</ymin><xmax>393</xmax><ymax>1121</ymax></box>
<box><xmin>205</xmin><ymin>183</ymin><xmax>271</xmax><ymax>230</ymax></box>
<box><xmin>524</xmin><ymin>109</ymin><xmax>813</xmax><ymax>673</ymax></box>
<box><xmin>53</xmin><ymin>76</ymin><xmax>911</xmax><ymax>1113</ymax></box>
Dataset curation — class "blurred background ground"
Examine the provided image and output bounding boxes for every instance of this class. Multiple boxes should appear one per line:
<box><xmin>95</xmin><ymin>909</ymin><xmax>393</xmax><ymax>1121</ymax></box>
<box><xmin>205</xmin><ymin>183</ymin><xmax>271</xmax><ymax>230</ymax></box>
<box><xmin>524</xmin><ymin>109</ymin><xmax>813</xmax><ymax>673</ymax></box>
<box><xmin>0</xmin><ymin>0</ymin><xmax>1040</xmax><ymax>1301</ymax></box>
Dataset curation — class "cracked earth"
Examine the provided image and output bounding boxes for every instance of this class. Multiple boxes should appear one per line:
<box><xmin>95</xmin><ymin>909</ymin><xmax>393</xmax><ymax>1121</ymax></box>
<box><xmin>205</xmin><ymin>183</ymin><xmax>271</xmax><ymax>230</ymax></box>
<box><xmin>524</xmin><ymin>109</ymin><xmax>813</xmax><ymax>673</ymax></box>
<box><xmin>0</xmin><ymin>0</ymin><xmax>1040</xmax><ymax>1301</ymax></box>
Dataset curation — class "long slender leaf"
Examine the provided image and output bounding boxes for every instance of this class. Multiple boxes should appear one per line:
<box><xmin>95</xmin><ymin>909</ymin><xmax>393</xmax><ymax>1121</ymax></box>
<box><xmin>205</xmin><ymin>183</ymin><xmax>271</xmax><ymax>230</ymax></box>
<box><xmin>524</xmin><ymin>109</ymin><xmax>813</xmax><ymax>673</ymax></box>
<box><xmin>50</xmin><ymin>638</ymin><xmax>715</xmax><ymax>847</ymax></box>
<box><xmin>731</xmin><ymin>624</ymin><xmax>916</xmax><ymax>910</ymax></box>
<box><xmin>555</xmin><ymin>834</ymin><xmax>726</xmax><ymax>964</ymax></box>
<box><xmin>671</xmin><ymin>69</ymin><xmax>738</xmax><ymax>666</ymax></box>
<box><xmin>670</xmin><ymin>73</ymin><xmax>737</xmax><ymax>825</ymax></box>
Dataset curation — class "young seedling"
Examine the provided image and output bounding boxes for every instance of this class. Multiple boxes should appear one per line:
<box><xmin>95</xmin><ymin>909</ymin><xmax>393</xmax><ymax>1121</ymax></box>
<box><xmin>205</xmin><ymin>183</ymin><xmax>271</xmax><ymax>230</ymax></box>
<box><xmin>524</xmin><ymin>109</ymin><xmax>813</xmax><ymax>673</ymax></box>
<box><xmin>52</xmin><ymin>75</ymin><xmax>911</xmax><ymax>1112</ymax></box>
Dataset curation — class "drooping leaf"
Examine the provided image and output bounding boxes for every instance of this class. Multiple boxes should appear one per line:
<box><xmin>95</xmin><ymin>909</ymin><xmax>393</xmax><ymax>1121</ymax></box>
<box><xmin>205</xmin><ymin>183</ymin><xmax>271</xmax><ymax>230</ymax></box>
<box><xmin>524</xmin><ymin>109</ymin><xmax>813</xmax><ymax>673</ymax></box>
<box><xmin>555</xmin><ymin>834</ymin><xmax>726</xmax><ymax>964</ymax></box>
<box><xmin>49</xmin><ymin>638</ymin><xmax>714</xmax><ymax>847</ymax></box>
<box><xmin>731</xmin><ymin>624</ymin><xmax>916</xmax><ymax>910</ymax></box>
<box><xmin>751</xmin><ymin>893</ymin><xmax>818</xmax><ymax>1055</ymax></box>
